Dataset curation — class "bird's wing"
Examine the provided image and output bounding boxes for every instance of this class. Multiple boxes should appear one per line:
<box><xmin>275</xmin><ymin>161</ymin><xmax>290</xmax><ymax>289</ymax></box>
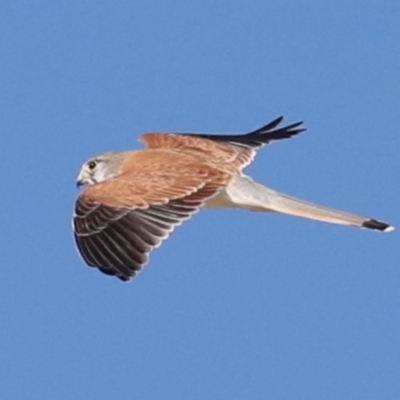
<box><xmin>73</xmin><ymin>152</ymin><xmax>230</xmax><ymax>281</ymax></box>
<box><xmin>139</xmin><ymin>116</ymin><xmax>305</xmax><ymax>170</ymax></box>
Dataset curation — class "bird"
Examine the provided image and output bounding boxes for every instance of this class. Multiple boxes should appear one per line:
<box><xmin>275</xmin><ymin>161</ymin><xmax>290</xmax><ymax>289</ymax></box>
<box><xmin>73</xmin><ymin>116</ymin><xmax>394</xmax><ymax>281</ymax></box>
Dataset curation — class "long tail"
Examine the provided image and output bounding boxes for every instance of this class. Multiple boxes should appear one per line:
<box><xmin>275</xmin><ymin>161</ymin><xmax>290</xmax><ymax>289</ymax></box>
<box><xmin>223</xmin><ymin>176</ymin><xmax>394</xmax><ymax>232</ymax></box>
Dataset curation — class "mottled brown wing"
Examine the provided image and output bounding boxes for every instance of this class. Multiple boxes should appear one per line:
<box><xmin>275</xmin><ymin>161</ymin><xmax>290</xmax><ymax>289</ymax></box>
<box><xmin>140</xmin><ymin>116</ymin><xmax>305</xmax><ymax>171</ymax></box>
<box><xmin>74</xmin><ymin>154</ymin><xmax>229</xmax><ymax>281</ymax></box>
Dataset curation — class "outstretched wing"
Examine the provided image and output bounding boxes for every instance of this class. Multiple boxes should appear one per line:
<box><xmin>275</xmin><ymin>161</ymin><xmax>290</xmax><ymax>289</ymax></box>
<box><xmin>140</xmin><ymin>116</ymin><xmax>305</xmax><ymax>171</ymax></box>
<box><xmin>73</xmin><ymin>152</ymin><xmax>230</xmax><ymax>281</ymax></box>
<box><xmin>179</xmin><ymin>116</ymin><xmax>305</xmax><ymax>149</ymax></box>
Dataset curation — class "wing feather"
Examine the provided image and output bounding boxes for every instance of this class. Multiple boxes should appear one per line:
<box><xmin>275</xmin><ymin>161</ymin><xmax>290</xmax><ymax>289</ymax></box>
<box><xmin>139</xmin><ymin>116</ymin><xmax>305</xmax><ymax>171</ymax></box>
<box><xmin>74</xmin><ymin>154</ymin><xmax>229</xmax><ymax>281</ymax></box>
<box><xmin>178</xmin><ymin>116</ymin><xmax>305</xmax><ymax>149</ymax></box>
<box><xmin>74</xmin><ymin>189</ymin><xmax>217</xmax><ymax>281</ymax></box>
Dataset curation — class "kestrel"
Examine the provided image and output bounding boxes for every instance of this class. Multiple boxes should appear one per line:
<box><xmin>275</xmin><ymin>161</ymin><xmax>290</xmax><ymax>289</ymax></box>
<box><xmin>73</xmin><ymin>116</ymin><xmax>394</xmax><ymax>281</ymax></box>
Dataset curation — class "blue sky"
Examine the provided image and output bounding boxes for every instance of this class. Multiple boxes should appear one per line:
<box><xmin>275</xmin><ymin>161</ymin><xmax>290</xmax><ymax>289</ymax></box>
<box><xmin>1</xmin><ymin>1</ymin><xmax>399</xmax><ymax>399</ymax></box>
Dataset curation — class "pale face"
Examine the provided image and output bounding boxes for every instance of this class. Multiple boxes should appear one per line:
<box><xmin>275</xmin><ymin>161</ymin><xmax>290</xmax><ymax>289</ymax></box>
<box><xmin>76</xmin><ymin>153</ymin><xmax>124</xmax><ymax>187</ymax></box>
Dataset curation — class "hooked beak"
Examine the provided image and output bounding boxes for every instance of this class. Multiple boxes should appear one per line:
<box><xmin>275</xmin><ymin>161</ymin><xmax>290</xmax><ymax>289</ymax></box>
<box><xmin>76</xmin><ymin>171</ymin><xmax>91</xmax><ymax>188</ymax></box>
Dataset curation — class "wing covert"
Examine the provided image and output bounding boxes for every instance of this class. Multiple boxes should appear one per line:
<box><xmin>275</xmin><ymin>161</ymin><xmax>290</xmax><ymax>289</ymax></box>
<box><xmin>73</xmin><ymin>155</ymin><xmax>229</xmax><ymax>281</ymax></box>
<box><xmin>139</xmin><ymin>116</ymin><xmax>305</xmax><ymax>171</ymax></box>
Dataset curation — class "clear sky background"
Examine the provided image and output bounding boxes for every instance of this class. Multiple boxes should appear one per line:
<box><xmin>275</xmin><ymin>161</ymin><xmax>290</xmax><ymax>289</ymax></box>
<box><xmin>1</xmin><ymin>1</ymin><xmax>399</xmax><ymax>399</ymax></box>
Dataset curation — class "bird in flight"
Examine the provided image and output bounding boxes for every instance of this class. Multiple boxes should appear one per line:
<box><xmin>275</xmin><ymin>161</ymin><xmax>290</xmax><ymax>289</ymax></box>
<box><xmin>73</xmin><ymin>116</ymin><xmax>394</xmax><ymax>281</ymax></box>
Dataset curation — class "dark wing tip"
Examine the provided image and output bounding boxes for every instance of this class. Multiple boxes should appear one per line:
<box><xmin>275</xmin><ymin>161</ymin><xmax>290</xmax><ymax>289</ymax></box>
<box><xmin>180</xmin><ymin>116</ymin><xmax>306</xmax><ymax>148</ymax></box>
<box><xmin>247</xmin><ymin>116</ymin><xmax>306</xmax><ymax>136</ymax></box>
<box><xmin>362</xmin><ymin>219</ymin><xmax>395</xmax><ymax>232</ymax></box>
<box><xmin>98</xmin><ymin>266</ymin><xmax>133</xmax><ymax>282</ymax></box>
<box><xmin>248</xmin><ymin>115</ymin><xmax>301</xmax><ymax>132</ymax></box>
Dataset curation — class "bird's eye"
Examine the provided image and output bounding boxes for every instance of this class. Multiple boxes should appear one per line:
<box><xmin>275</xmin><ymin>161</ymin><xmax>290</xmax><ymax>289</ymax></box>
<box><xmin>88</xmin><ymin>161</ymin><xmax>97</xmax><ymax>170</ymax></box>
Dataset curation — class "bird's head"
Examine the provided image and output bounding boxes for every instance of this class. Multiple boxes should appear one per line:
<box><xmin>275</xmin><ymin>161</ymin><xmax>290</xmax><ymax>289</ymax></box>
<box><xmin>76</xmin><ymin>152</ymin><xmax>129</xmax><ymax>187</ymax></box>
